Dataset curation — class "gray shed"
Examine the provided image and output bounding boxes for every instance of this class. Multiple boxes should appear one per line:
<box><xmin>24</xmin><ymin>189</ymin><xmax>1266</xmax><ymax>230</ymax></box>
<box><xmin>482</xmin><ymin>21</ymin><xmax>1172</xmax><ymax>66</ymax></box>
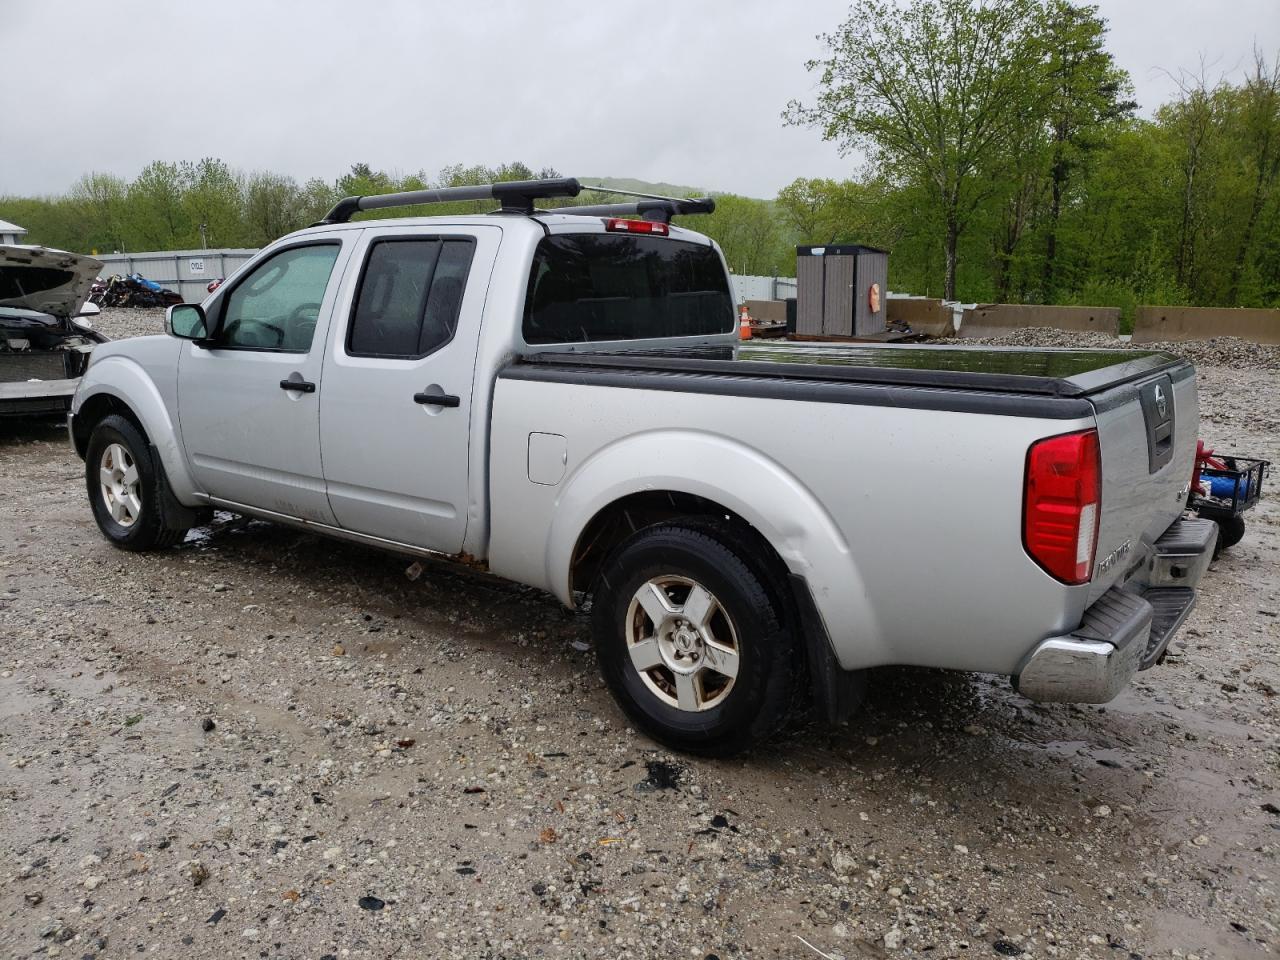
<box><xmin>795</xmin><ymin>244</ymin><xmax>889</xmax><ymax>337</ymax></box>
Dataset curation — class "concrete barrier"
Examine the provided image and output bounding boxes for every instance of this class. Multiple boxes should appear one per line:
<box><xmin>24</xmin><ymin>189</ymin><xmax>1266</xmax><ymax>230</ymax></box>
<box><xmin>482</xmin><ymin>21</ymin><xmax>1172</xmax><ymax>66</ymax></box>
<box><xmin>887</xmin><ymin>297</ymin><xmax>955</xmax><ymax>337</ymax></box>
<box><xmin>959</xmin><ymin>304</ymin><xmax>1119</xmax><ymax>338</ymax></box>
<box><xmin>743</xmin><ymin>299</ymin><xmax>787</xmax><ymax>323</ymax></box>
<box><xmin>1132</xmin><ymin>306</ymin><xmax>1280</xmax><ymax>345</ymax></box>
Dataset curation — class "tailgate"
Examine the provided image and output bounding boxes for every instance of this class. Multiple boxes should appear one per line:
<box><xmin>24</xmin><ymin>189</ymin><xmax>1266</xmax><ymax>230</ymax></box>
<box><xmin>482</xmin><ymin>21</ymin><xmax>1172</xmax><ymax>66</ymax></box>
<box><xmin>1087</xmin><ymin>362</ymin><xmax>1198</xmax><ymax>602</ymax></box>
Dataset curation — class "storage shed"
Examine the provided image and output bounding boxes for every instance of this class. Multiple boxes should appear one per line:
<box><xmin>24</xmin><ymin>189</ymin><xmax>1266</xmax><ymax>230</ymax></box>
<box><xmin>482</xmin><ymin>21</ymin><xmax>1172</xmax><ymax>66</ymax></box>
<box><xmin>795</xmin><ymin>243</ymin><xmax>889</xmax><ymax>337</ymax></box>
<box><xmin>0</xmin><ymin>219</ymin><xmax>29</xmax><ymax>246</ymax></box>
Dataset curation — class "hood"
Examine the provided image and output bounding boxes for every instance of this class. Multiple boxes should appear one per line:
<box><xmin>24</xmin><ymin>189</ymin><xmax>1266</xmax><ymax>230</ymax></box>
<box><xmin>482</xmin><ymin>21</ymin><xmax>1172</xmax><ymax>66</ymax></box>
<box><xmin>0</xmin><ymin>245</ymin><xmax>104</xmax><ymax>320</ymax></box>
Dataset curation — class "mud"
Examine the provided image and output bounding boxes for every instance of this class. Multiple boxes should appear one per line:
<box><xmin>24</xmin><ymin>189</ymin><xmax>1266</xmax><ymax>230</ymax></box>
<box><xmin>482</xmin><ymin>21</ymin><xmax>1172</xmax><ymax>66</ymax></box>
<box><xmin>0</xmin><ymin>326</ymin><xmax>1276</xmax><ymax>958</ymax></box>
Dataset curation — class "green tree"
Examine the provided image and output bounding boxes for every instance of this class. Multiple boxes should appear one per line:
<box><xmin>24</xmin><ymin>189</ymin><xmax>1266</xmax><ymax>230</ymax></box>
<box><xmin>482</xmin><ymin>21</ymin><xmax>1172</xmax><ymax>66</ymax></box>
<box><xmin>1227</xmin><ymin>50</ymin><xmax>1280</xmax><ymax>303</ymax></box>
<box><xmin>1038</xmin><ymin>1</ymin><xmax>1135</xmax><ymax>300</ymax></box>
<box><xmin>298</xmin><ymin>177</ymin><xmax>339</xmax><ymax>226</ymax></box>
<box><xmin>1161</xmin><ymin>69</ymin><xmax>1225</xmax><ymax>295</ymax></box>
<box><xmin>693</xmin><ymin>194</ymin><xmax>786</xmax><ymax>276</ymax></box>
<box><xmin>243</xmin><ymin>172</ymin><xmax>302</xmax><ymax>246</ymax></box>
<box><xmin>126</xmin><ymin>161</ymin><xmax>192</xmax><ymax>249</ymax></box>
<box><xmin>68</xmin><ymin>172</ymin><xmax>128</xmax><ymax>252</ymax></box>
<box><xmin>182</xmin><ymin>158</ymin><xmax>246</xmax><ymax>248</ymax></box>
<box><xmin>787</xmin><ymin>0</ymin><xmax>1049</xmax><ymax>299</ymax></box>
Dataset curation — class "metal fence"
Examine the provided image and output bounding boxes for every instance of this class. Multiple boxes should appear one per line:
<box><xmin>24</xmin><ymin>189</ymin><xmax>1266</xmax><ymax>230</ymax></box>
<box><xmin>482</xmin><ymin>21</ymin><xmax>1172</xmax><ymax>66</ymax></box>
<box><xmin>93</xmin><ymin>249</ymin><xmax>258</xmax><ymax>303</ymax></box>
<box><xmin>731</xmin><ymin>275</ymin><xmax>797</xmax><ymax>303</ymax></box>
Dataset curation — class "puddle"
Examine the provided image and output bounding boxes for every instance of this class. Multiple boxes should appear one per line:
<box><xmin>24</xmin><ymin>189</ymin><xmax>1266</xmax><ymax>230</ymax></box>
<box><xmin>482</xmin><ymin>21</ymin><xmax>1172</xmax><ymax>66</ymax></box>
<box><xmin>634</xmin><ymin>759</ymin><xmax>684</xmax><ymax>792</ymax></box>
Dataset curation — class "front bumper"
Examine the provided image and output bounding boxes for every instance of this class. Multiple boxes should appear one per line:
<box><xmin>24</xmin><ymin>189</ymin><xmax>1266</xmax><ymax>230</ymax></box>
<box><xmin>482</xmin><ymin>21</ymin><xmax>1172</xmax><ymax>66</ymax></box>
<box><xmin>0</xmin><ymin>377</ymin><xmax>78</xmax><ymax>417</ymax></box>
<box><xmin>1014</xmin><ymin>517</ymin><xmax>1217</xmax><ymax>703</ymax></box>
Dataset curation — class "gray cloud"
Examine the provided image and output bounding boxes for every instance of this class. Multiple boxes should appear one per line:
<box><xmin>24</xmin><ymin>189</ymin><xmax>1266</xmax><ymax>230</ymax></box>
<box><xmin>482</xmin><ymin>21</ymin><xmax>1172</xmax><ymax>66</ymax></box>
<box><xmin>2</xmin><ymin>0</ymin><xmax>1276</xmax><ymax>198</ymax></box>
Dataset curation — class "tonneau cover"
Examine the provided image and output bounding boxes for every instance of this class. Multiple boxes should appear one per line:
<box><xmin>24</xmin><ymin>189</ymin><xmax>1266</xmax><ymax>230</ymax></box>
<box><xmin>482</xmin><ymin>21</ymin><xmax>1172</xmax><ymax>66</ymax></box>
<box><xmin>517</xmin><ymin>342</ymin><xmax>1185</xmax><ymax>399</ymax></box>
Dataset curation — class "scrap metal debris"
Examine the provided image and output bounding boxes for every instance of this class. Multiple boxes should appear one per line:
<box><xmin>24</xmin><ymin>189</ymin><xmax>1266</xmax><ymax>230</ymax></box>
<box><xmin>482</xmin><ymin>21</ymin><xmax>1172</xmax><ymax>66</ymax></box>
<box><xmin>91</xmin><ymin>274</ymin><xmax>182</xmax><ymax>308</ymax></box>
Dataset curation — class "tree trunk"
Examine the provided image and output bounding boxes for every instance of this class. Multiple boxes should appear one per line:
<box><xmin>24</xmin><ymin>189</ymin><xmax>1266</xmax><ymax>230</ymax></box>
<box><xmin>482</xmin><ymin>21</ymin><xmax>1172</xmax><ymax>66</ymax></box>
<box><xmin>1228</xmin><ymin>128</ymin><xmax>1276</xmax><ymax>303</ymax></box>
<box><xmin>1042</xmin><ymin>147</ymin><xmax>1065</xmax><ymax>301</ymax></box>
<box><xmin>1228</xmin><ymin>176</ymin><xmax>1267</xmax><ymax>304</ymax></box>
<box><xmin>944</xmin><ymin>216</ymin><xmax>959</xmax><ymax>302</ymax></box>
<box><xmin>994</xmin><ymin>244</ymin><xmax>1010</xmax><ymax>302</ymax></box>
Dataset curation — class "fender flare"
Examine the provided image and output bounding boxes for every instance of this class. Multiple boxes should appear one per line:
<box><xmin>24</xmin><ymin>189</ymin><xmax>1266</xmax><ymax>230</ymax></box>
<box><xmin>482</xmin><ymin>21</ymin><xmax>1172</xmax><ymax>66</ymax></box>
<box><xmin>73</xmin><ymin>356</ymin><xmax>201</xmax><ymax>505</ymax></box>
<box><xmin>545</xmin><ymin>429</ymin><xmax>885</xmax><ymax>667</ymax></box>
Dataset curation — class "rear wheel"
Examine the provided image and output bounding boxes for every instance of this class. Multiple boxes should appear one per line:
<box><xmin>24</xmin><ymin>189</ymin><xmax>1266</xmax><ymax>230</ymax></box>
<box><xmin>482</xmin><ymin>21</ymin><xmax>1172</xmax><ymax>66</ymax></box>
<box><xmin>1214</xmin><ymin>515</ymin><xmax>1246</xmax><ymax>555</ymax></box>
<box><xmin>592</xmin><ymin>523</ymin><xmax>799</xmax><ymax>756</ymax></box>
<box><xmin>86</xmin><ymin>414</ymin><xmax>188</xmax><ymax>551</ymax></box>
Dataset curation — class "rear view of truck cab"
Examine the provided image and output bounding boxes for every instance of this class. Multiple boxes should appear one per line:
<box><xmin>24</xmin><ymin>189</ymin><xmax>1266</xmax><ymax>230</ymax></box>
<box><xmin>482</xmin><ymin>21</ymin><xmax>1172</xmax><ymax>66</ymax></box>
<box><xmin>1014</xmin><ymin>358</ymin><xmax>1213</xmax><ymax>703</ymax></box>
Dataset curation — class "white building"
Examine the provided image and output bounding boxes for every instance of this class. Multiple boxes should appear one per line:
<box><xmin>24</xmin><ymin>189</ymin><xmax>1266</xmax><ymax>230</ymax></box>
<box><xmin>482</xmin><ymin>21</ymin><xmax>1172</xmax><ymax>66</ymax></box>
<box><xmin>0</xmin><ymin>219</ymin><xmax>28</xmax><ymax>245</ymax></box>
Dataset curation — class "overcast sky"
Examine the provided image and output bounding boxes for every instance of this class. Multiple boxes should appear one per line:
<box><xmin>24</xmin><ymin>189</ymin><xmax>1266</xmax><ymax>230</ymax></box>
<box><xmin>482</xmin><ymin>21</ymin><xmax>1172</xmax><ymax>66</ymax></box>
<box><xmin>2</xmin><ymin>0</ymin><xmax>1277</xmax><ymax>198</ymax></box>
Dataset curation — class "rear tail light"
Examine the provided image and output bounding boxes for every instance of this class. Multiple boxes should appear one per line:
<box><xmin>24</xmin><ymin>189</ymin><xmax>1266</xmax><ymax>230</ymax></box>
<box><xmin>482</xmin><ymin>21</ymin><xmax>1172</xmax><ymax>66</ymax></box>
<box><xmin>1023</xmin><ymin>429</ymin><xmax>1101</xmax><ymax>584</ymax></box>
<box><xmin>604</xmin><ymin>217</ymin><xmax>669</xmax><ymax>236</ymax></box>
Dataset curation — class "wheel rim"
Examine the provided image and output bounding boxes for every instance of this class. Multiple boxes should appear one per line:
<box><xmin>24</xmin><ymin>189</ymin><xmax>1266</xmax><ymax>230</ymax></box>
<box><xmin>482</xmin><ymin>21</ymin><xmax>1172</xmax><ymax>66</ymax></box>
<box><xmin>624</xmin><ymin>575</ymin><xmax>740</xmax><ymax>712</ymax></box>
<box><xmin>99</xmin><ymin>442</ymin><xmax>142</xmax><ymax>528</ymax></box>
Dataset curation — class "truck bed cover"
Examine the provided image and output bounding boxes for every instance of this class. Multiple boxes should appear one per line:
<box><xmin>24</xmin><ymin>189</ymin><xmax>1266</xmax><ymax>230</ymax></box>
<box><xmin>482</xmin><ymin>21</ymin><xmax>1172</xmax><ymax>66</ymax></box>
<box><xmin>505</xmin><ymin>343</ymin><xmax>1189</xmax><ymax>419</ymax></box>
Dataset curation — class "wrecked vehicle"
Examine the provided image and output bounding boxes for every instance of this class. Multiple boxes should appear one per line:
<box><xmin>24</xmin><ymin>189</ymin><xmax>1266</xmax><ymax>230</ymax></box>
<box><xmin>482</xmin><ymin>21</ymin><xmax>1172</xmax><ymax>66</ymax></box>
<box><xmin>1</xmin><ymin>245</ymin><xmax>106</xmax><ymax>417</ymax></box>
<box><xmin>69</xmin><ymin>177</ymin><xmax>1217</xmax><ymax>755</ymax></box>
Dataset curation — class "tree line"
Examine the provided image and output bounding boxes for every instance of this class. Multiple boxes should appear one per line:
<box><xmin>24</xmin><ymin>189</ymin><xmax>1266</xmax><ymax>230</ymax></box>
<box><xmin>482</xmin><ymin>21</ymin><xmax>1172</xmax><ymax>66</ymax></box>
<box><xmin>0</xmin><ymin>160</ymin><xmax>569</xmax><ymax>256</ymax></box>
<box><xmin>784</xmin><ymin>0</ymin><xmax>1280</xmax><ymax>312</ymax></box>
<box><xmin>2</xmin><ymin>0</ymin><xmax>1276</xmax><ymax>316</ymax></box>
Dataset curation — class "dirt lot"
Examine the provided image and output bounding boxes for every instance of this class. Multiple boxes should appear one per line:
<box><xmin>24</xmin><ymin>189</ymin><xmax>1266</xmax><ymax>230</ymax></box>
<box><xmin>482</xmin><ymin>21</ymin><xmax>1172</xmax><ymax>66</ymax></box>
<box><xmin>1</xmin><ymin>313</ymin><xmax>1277</xmax><ymax>959</ymax></box>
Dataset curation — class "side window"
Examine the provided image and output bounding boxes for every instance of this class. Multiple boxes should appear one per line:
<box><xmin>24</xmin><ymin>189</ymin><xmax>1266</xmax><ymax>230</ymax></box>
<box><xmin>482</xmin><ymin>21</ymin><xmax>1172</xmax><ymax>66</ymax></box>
<box><xmin>348</xmin><ymin>238</ymin><xmax>475</xmax><ymax>359</ymax></box>
<box><xmin>221</xmin><ymin>244</ymin><xmax>340</xmax><ymax>352</ymax></box>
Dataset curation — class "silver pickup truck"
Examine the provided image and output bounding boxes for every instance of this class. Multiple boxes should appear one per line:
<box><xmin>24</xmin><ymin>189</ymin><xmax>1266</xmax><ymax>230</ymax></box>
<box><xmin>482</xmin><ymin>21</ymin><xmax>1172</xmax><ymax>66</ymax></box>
<box><xmin>69</xmin><ymin>177</ymin><xmax>1216</xmax><ymax>755</ymax></box>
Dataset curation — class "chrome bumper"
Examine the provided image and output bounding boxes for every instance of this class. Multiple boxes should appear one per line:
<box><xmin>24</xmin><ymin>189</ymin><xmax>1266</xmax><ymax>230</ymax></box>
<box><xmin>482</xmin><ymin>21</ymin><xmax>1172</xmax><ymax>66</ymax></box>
<box><xmin>1015</xmin><ymin>589</ymin><xmax>1151</xmax><ymax>703</ymax></box>
<box><xmin>1015</xmin><ymin>517</ymin><xmax>1216</xmax><ymax>704</ymax></box>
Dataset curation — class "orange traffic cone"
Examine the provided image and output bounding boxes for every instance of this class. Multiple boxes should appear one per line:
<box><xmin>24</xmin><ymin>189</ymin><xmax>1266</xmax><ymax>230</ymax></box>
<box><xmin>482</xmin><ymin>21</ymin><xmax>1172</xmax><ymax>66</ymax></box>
<box><xmin>738</xmin><ymin>306</ymin><xmax>752</xmax><ymax>340</ymax></box>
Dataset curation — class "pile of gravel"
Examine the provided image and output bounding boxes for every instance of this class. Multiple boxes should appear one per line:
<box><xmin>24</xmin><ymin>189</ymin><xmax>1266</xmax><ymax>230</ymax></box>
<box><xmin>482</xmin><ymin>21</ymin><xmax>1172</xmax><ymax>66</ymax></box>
<box><xmin>88</xmin><ymin>307</ymin><xmax>167</xmax><ymax>341</ymax></box>
<box><xmin>936</xmin><ymin>327</ymin><xmax>1280</xmax><ymax>370</ymax></box>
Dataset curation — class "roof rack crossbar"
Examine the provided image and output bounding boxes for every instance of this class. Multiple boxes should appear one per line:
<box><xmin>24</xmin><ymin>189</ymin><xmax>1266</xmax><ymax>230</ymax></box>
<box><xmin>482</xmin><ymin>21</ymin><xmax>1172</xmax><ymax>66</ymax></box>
<box><xmin>548</xmin><ymin>197</ymin><xmax>716</xmax><ymax>224</ymax></box>
<box><xmin>319</xmin><ymin>176</ymin><xmax>582</xmax><ymax>224</ymax></box>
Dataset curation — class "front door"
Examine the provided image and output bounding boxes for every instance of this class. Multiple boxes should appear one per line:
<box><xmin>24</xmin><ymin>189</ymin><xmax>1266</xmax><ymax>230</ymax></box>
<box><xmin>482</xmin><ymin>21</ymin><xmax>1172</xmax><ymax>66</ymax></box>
<box><xmin>318</xmin><ymin>225</ymin><xmax>499</xmax><ymax>553</ymax></box>
<box><xmin>177</xmin><ymin>237</ymin><xmax>352</xmax><ymax>522</ymax></box>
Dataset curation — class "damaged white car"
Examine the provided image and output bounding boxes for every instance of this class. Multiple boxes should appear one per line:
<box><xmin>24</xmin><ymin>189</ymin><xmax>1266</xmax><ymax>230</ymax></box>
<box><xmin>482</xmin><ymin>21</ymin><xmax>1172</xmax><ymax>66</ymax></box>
<box><xmin>0</xmin><ymin>245</ymin><xmax>106</xmax><ymax>417</ymax></box>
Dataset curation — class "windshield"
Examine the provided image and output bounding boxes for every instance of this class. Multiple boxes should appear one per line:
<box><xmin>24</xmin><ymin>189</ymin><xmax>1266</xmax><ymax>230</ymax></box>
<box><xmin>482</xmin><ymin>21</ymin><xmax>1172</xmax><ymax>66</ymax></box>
<box><xmin>522</xmin><ymin>233</ymin><xmax>734</xmax><ymax>344</ymax></box>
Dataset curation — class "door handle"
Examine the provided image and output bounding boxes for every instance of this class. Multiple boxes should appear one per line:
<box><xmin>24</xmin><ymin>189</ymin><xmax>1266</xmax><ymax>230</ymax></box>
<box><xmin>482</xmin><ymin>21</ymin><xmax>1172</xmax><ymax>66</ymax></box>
<box><xmin>280</xmin><ymin>379</ymin><xmax>316</xmax><ymax>393</ymax></box>
<box><xmin>414</xmin><ymin>391</ymin><xmax>460</xmax><ymax>407</ymax></box>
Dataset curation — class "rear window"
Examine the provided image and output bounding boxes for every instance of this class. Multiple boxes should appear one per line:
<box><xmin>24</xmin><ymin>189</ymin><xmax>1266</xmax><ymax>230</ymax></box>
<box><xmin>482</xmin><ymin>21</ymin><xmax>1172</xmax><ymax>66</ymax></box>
<box><xmin>522</xmin><ymin>234</ymin><xmax>734</xmax><ymax>344</ymax></box>
<box><xmin>348</xmin><ymin>238</ymin><xmax>475</xmax><ymax>358</ymax></box>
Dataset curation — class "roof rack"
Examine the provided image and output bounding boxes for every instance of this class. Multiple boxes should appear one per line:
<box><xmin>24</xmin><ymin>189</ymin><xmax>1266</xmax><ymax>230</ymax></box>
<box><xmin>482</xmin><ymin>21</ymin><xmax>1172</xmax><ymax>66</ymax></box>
<box><xmin>318</xmin><ymin>176</ymin><xmax>583</xmax><ymax>224</ymax></box>
<box><xmin>547</xmin><ymin>197</ymin><xmax>716</xmax><ymax>224</ymax></box>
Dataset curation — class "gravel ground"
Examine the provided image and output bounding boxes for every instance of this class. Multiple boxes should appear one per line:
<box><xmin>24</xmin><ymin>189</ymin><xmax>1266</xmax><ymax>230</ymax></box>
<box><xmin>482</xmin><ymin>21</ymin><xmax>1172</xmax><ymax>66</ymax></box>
<box><xmin>0</xmin><ymin>310</ymin><xmax>1277</xmax><ymax>959</ymax></box>
<box><xmin>935</xmin><ymin>328</ymin><xmax>1280</xmax><ymax>373</ymax></box>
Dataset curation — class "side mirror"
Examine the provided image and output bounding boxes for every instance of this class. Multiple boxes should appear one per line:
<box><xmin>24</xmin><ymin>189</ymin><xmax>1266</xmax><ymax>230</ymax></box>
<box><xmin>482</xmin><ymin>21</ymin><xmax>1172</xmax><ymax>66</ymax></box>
<box><xmin>166</xmin><ymin>303</ymin><xmax>208</xmax><ymax>340</ymax></box>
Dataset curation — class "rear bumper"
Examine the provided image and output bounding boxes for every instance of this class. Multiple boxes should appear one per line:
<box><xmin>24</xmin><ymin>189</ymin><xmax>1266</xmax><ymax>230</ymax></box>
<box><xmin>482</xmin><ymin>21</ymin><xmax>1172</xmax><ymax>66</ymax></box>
<box><xmin>1014</xmin><ymin>517</ymin><xmax>1217</xmax><ymax>703</ymax></box>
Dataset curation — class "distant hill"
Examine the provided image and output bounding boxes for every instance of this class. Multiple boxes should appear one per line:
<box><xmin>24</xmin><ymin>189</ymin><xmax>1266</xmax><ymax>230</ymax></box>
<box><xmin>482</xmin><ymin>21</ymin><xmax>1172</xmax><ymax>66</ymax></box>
<box><xmin>581</xmin><ymin>176</ymin><xmax>743</xmax><ymax>200</ymax></box>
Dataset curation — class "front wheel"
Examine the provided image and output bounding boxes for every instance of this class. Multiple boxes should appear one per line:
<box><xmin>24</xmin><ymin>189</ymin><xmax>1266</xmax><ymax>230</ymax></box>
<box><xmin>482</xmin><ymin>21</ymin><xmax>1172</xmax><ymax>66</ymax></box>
<box><xmin>591</xmin><ymin>523</ymin><xmax>800</xmax><ymax>756</ymax></box>
<box><xmin>85</xmin><ymin>414</ymin><xmax>187</xmax><ymax>551</ymax></box>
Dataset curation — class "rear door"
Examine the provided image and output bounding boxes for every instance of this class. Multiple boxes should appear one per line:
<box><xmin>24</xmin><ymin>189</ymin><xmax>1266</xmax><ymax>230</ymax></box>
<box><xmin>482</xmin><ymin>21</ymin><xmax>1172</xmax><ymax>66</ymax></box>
<box><xmin>177</xmin><ymin>236</ymin><xmax>352</xmax><ymax>522</ymax></box>
<box><xmin>318</xmin><ymin>225</ymin><xmax>500</xmax><ymax>553</ymax></box>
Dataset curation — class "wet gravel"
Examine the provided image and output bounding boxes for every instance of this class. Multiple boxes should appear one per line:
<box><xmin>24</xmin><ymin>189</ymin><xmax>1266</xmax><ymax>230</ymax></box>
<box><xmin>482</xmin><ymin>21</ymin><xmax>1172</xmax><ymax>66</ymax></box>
<box><xmin>0</xmin><ymin>310</ymin><xmax>1277</xmax><ymax>958</ymax></box>
<box><xmin>938</xmin><ymin>327</ymin><xmax>1280</xmax><ymax>372</ymax></box>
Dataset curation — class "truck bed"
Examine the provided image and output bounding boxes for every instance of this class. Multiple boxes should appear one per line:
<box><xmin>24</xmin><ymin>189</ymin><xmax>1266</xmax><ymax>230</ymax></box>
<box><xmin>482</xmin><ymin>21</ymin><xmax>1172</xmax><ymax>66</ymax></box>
<box><xmin>506</xmin><ymin>342</ymin><xmax>1189</xmax><ymax>419</ymax></box>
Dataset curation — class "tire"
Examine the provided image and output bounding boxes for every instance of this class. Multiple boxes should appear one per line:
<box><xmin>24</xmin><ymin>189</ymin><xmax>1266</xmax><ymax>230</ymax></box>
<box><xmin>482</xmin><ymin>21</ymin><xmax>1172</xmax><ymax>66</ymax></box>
<box><xmin>85</xmin><ymin>414</ymin><xmax>188</xmax><ymax>551</ymax></box>
<box><xmin>1216</xmin><ymin>515</ymin><xmax>1246</xmax><ymax>553</ymax></box>
<box><xmin>591</xmin><ymin>522</ymin><xmax>800</xmax><ymax>756</ymax></box>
